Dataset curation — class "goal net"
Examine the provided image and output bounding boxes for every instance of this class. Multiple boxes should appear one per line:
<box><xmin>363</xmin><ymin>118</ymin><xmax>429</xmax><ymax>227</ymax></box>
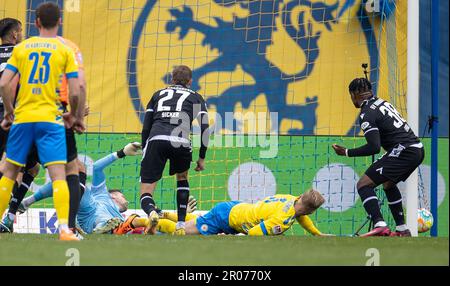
<box><xmin>2</xmin><ymin>0</ymin><xmax>444</xmax><ymax>236</ymax></box>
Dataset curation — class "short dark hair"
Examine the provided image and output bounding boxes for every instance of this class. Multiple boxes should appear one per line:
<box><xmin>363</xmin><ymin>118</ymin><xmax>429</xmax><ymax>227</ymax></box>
<box><xmin>36</xmin><ymin>2</ymin><xmax>61</xmax><ymax>29</ymax></box>
<box><xmin>349</xmin><ymin>78</ymin><xmax>372</xmax><ymax>95</ymax></box>
<box><xmin>108</xmin><ymin>189</ymin><xmax>122</xmax><ymax>194</ymax></box>
<box><xmin>172</xmin><ymin>65</ymin><xmax>192</xmax><ymax>86</ymax></box>
<box><xmin>0</xmin><ymin>18</ymin><xmax>21</xmax><ymax>39</ymax></box>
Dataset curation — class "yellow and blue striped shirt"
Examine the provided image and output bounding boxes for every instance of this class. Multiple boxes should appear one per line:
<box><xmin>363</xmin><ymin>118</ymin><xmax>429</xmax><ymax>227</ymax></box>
<box><xmin>6</xmin><ymin>36</ymin><xmax>79</xmax><ymax>124</ymax></box>
<box><xmin>229</xmin><ymin>194</ymin><xmax>322</xmax><ymax>236</ymax></box>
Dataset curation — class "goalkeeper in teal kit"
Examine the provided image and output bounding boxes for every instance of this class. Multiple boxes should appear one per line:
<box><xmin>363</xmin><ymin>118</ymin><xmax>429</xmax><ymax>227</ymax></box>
<box><xmin>16</xmin><ymin>142</ymin><xmax>154</xmax><ymax>235</ymax></box>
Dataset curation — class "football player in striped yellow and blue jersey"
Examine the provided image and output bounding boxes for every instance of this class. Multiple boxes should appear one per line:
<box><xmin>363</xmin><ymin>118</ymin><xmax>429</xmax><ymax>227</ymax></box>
<box><xmin>153</xmin><ymin>189</ymin><xmax>331</xmax><ymax>236</ymax></box>
<box><xmin>0</xmin><ymin>3</ymin><xmax>84</xmax><ymax>241</ymax></box>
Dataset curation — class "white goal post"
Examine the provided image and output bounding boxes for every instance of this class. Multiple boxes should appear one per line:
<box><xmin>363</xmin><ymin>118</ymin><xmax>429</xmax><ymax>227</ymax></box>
<box><xmin>406</xmin><ymin>0</ymin><xmax>420</xmax><ymax>237</ymax></box>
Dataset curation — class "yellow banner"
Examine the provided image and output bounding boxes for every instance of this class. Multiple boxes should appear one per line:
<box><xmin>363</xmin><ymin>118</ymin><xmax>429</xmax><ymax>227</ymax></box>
<box><xmin>1</xmin><ymin>0</ymin><xmax>406</xmax><ymax>135</ymax></box>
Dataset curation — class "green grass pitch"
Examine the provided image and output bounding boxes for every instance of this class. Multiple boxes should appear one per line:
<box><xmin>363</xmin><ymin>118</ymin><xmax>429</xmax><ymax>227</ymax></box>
<box><xmin>0</xmin><ymin>234</ymin><xmax>447</xmax><ymax>266</ymax></box>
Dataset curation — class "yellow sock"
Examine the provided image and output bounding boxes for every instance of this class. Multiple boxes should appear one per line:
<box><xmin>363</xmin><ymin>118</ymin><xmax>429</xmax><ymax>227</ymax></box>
<box><xmin>186</xmin><ymin>213</ymin><xmax>197</xmax><ymax>222</ymax></box>
<box><xmin>52</xmin><ymin>180</ymin><xmax>70</xmax><ymax>226</ymax></box>
<box><xmin>0</xmin><ymin>176</ymin><xmax>15</xmax><ymax>218</ymax></box>
<box><xmin>163</xmin><ymin>212</ymin><xmax>197</xmax><ymax>222</ymax></box>
<box><xmin>132</xmin><ymin>217</ymin><xmax>149</xmax><ymax>228</ymax></box>
<box><xmin>157</xmin><ymin>219</ymin><xmax>176</xmax><ymax>234</ymax></box>
<box><xmin>163</xmin><ymin>211</ymin><xmax>177</xmax><ymax>222</ymax></box>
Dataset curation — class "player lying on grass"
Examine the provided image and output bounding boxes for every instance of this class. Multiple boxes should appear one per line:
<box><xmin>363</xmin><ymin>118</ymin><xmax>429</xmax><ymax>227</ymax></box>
<box><xmin>10</xmin><ymin>142</ymin><xmax>142</xmax><ymax>235</ymax></box>
<box><xmin>9</xmin><ymin>142</ymin><xmax>197</xmax><ymax>235</ymax></box>
<box><xmin>152</xmin><ymin>189</ymin><xmax>331</xmax><ymax>236</ymax></box>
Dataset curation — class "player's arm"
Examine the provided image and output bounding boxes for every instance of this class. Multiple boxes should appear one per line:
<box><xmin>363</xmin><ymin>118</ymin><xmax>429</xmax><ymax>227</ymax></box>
<box><xmin>67</xmin><ymin>77</ymin><xmax>80</xmax><ymax>115</ymax></box>
<box><xmin>64</xmin><ymin>49</ymin><xmax>83</xmax><ymax>131</ymax></box>
<box><xmin>296</xmin><ymin>215</ymin><xmax>323</xmax><ymax>236</ymax></box>
<box><xmin>76</xmin><ymin>67</ymin><xmax>87</xmax><ymax>120</ymax></box>
<box><xmin>141</xmin><ymin>94</ymin><xmax>157</xmax><ymax>147</ymax></box>
<box><xmin>0</xmin><ymin>68</ymin><xmax>16</xmax><ymax>112</ymax></box>
<box><xmin>247</xmin><ymin>217</ymin><xmax>287</xmax><ymax>236</ymax></box>
<box><xmin>74</xmin><ymin>47</ymin><xmax>87</xmax><ymax>120</ymax></box>
<box><xmin>195</xmin><ymin>96</ymin><xmax>209</xmax><ymax>171</ymax></box>
<box><xmin>91</xmin><ymin>142</ymin><xmax>142</xmax><ymax>190</ymax></box>
<box><xmin>0</xmin><ymin>51</ymin><xmax>19</xmax><ymax>129</ymax></box>
<box><xmin>332</xmin><ymin>111</ymin><xmax>381</xmax><ymax>157</ymax></box>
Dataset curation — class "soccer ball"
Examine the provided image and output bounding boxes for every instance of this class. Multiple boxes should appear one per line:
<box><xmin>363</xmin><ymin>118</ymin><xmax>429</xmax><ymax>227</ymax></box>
<box><xmin>417</xmin><ymin>208</ymin><xmax>433</xmax><ymax>233</ymax></box>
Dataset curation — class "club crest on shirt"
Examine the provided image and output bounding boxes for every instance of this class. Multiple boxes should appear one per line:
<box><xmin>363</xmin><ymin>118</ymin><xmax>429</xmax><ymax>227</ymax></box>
<box><xmin>389</xmin><ymin>144</ymin><xmax>406</xmax><ymax>158</ymax></box>
<box><xmin>272</xmin><ymin>225</ymin><xmax>282</xmax><ymax>235</ymax></box>
<box><xmin>200</xmin><ymin>224</ymin><xmax>209</xmax><ymax>232</ymax></box>
<box><xmin>361</xmin><ymin>122</ymin><xmax>370</xmax><ymax>130</ymax></box>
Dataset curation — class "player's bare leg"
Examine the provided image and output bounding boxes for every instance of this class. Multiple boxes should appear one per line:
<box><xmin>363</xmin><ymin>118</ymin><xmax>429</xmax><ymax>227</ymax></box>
<box><xmin>0</xmin><ymin>153</ymin><xmax>8</xmax><ymax>175</ymax></box>
<box><xmin>141</xmin><ymin>182</ymin><xmax>159</xmax><ymax>234</ymax></box>
<box><xmin>47</xmin><ymin>164</ymin><xmax>79</xmax><ymax>241</ymax></box>
<box><xmin>357</xmin><ymin>175</ymin><xmax>391</xmax><ymax>237</ymax></box>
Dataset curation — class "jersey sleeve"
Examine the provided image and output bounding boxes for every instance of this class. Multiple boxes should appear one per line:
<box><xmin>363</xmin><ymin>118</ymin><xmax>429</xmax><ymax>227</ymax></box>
<box><xmin>73</xmin><ymin>46</ymin><xmax>84</xmax><ymax>70</ymax></box>
<box><xmin>347</xmin><ymin>109</ymin><xmax>381</xmax><ymax>157</ymax></box>
<box><xmin>296</xmin><ymin>215</ymin><xmax>322</xmax><ymax>236</ymax></box>
<box><xmin>247</xmin><ymin>215</ymin><xmax>292</xmax><ymax>236</ymax></box>
<box><xmin>91</xmin><ymin>153</ymin><xmax>119</xmax><ymax>194</ymax></box>
<box><xmin>196</xmin><ymin>94</ymin><xmax>209</xmax><ymax>159</ymax></box>
<box><xmin>5</xmin><ymin>47</ymin><xmax>19</xmax><ymax>74</ymax></box>
<box><xmin>142</xmin><ymin>93</ymin><xmax>158</xmax><ymax>145</ymax></box>
<box><xmin>64</xmin><ymin>48</ymin><xmax>79</xmax><ymax>79</ymax></box>
<box><xmin>359</xmin><ymin>109</ymin><xmax>379</xmax><ymax>136</ymax></box>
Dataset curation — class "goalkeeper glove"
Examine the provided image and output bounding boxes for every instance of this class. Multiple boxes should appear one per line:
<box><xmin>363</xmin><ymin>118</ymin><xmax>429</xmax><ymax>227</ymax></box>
<box><xmin>117</xmin><ymin>142</ymin><xmax>142</xmax><ymax>158</ymax></box>
<box><xmin>187</xmin><ymin>195</ymin><xmax>197</xmax><ymax>213</ymax></box>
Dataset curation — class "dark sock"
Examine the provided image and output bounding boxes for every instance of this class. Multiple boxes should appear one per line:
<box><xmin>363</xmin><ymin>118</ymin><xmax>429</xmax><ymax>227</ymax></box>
<box><xmin>358</xmin><ymin>186</ymin><xmax>384</xmax><ymax>225</ymax></box>
<box><xmin>67</xmin><ymin>175</ymin><xmax>81</xmax><ymax>229</ymax></box>
<box><xmin>176</xmin><ymin>180</ymin><xmax>189</xmax><ymax>223</ymax></box>
<box><xmin>9</xmin><ymin>173</ymin><xmax>34</xmax><ymax>214</ymax></box>
<box><xmin>79</xmin><ymin>172</ymin><xmax>87</xmax><ymax>197</ymax></box>
<box><xmin>384</xmin><ymin>186</ymin><xmax>405</xmax><ymax>226</ymax></box>
<box><xmin>140</xmin><ymin>193</ymin><xmax>156</xmax><ymax>216</ymax></box>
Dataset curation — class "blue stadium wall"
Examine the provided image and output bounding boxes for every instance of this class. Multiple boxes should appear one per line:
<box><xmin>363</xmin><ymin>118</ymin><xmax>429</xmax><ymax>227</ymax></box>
<box><xmin>419</xmin><ymin>0</ymin><xmax>449</xmax><ymax>137</ymax></box>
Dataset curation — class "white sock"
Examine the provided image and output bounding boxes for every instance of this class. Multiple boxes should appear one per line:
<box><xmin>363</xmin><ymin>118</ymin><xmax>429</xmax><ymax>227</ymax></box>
<box><xmin>374</xmin><ymin>221</ymin><xmax>387</xmax><ymax>228</ymax></box>
<box><xmin>59</xmin><ymin>224</ymin><xmax>69</xmax><ymax>232</ymax></box>
<box><xmin>396</xmin><ymin>224</ymin><xmax>408</xmax><ymax>231</ymax></box>
<box><xmin>23</xmin><ymin>196</ymin><xmax>35</xmax><ymax>208</ymax></box>
<box><xmin>176</xmin><ymin>221</ymin><xmax>185</xmax><ymax>229</ymax></box>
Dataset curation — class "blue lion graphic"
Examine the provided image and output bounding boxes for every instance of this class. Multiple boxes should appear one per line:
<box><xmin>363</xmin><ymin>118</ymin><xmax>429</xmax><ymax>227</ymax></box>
<box><xmin>127</xmin><ymin>0</ymin><xmax>365</xmax><ymax>135</ymax></box>
<box><xmin>164</xmin><ymin>0</ymin><xmax>350</xmax><ymax>135</ymax></box>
